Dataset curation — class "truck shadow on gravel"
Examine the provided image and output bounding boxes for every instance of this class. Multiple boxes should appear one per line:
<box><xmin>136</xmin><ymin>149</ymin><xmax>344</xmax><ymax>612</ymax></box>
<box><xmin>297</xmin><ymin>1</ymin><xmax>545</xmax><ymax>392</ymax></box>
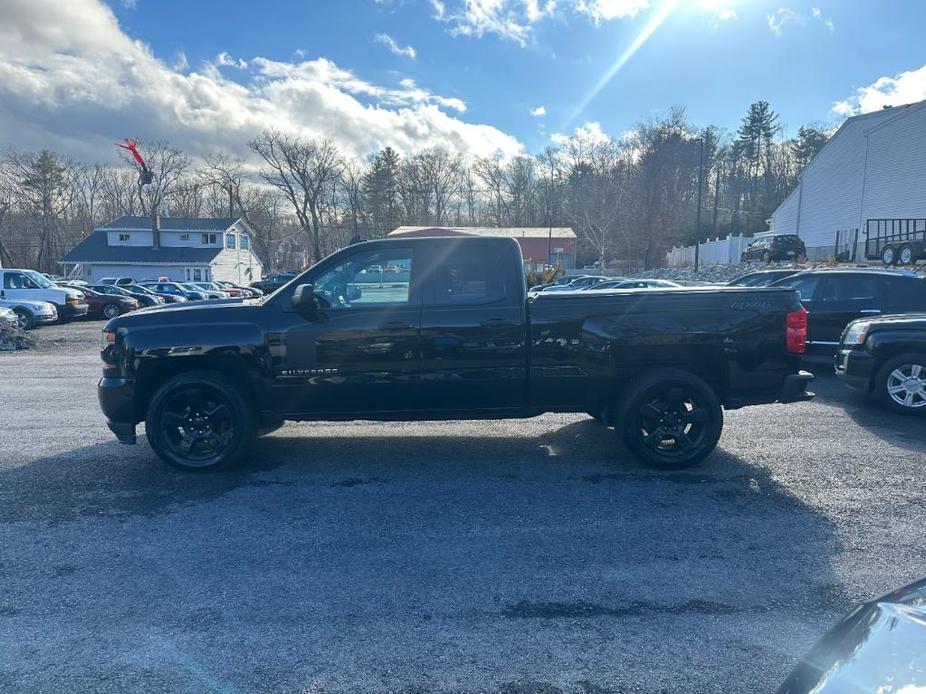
<box><xmin>2</xmin><ymin>418</ymin><xmax>849</xmax><ymax>691</ymax></box>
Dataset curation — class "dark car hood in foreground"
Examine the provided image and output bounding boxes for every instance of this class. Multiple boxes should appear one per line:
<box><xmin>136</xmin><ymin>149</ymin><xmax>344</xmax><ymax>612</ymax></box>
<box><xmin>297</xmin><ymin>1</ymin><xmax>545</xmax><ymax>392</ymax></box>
<box><xmin>779</xmin><ymin>578</ymin><xmax>926</xmax><ymax>693</ymax></box>
<box><xmin>865</xmin><ymin>313</ymin><xmax>926</xmax><ymax>329</ymax></box>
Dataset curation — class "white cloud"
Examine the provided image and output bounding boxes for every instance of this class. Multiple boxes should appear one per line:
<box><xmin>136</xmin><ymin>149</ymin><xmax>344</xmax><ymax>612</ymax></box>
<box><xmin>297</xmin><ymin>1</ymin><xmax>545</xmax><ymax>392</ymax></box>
<box><xmin>435</xmin><ymin>0</ymin><xmax>645</xmax><ymax>45</ymax></box>
<box><xmin>833</xmin><ymin>64</ymin><xmax>926</xmax><ymax>116</ymax></box>
<box><xmin>767</xmin><ymin>8</ymin><xmax>802</xmax><ymax>35</ymax></box>
<box><xmin>374</xmin><ymin>33</ymin><xmax>417</xmax><ymax>59</ymax></box>
<box><xmin>573</xmin><ymin>0</ymin><xmax>649</xmax><ymax>25</ymax></box>
<box><xmin>530</xmin><ymin>105</ymin><xmax>546</xmax><ymax>117</ymax></box>
<box><xmin>550</xmin><ymin>120</ymin><xmax>610</xmax><ymax>145</ymax></box>
<box><xmin>768</xmin><ymin>6</ymin><xmax>832</xmax><ymax>35</ymax></box>
<box><xmin>0</xmin><ymin>0</ymin><xmax>521</xmax><ymax>162</ymax></box>
<box><xmin>716</xmin><ymin>9</ymin><xmax>736</xmax><ymax>21</ymax></box>
<box><xmin>429</xmin><ymin>0</ymin><xmax>447</xmax><ymax>19</ymax></box>
<box><xmin>172</xmin><ymin>50</ymin><xmax>189</xmax><ymax>71</ymax></box>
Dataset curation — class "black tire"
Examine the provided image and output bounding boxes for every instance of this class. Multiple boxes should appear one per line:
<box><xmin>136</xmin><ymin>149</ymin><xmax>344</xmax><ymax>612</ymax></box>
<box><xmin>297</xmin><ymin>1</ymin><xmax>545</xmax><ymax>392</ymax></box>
<box><xmin>102</xmin><ymin>303</ymin><xmax>121</xmax><ymax>319</ymax></box>
<box><xmin>12</xmin><ymin>309</ymin><xmax>33</xmax><ymax>331</ymax></box>
<box><xmin>882</xmin><ymin>245</ymin><xmax>897</xmax><ymax>266</ymax></box>
<box><xmin>897</xmin><ymin>243</ymin><xmax>915</xmax><ymax>266</ymax></box>
<box><xmin>616</xmin><ymin>369</ymin><xmax>723</xmax><ymax>469</ymax></box>
<box><xmin>873</xmin><ymin>353</ymin><xmax>926</xmax><ymax>415</ymax></box>
<box><xmin>145</xmin><ymin>370</ymin><xmax>256</xmax><ymax>470</ymax></box>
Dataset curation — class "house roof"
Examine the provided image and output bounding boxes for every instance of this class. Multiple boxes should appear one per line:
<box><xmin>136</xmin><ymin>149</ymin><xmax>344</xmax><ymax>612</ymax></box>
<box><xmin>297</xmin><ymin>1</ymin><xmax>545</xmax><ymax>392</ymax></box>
<box><xmin>390</xmin><ymin>226</ymin><xmax>576</xmax><ymax>239</ymax></box>
<box><xmin>60</xmin><ymin>230</ymin><xmax>223</xmax><ymax>265</ymax></box>
<box><xmin>98</xmin><ymin>216</ymin><xmax>240</xmax><ymax>232</ymax></box>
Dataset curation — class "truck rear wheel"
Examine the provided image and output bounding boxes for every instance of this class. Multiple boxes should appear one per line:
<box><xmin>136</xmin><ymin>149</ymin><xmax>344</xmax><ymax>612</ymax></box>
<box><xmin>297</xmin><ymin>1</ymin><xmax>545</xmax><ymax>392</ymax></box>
<box><xmin>616</xmin><ymin>369</ymin><xmax>723</xmax><ymax>469</ymax></box>
<box><xmin>145</xmin><ymin>370</ymin><xmax>256</xmax><ymax>471</ymax></box>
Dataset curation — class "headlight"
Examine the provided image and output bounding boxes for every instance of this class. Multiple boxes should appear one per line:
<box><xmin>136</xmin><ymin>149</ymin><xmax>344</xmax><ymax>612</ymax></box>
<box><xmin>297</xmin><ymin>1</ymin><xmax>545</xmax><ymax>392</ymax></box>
<box><xmin>842</xmin><ymin>321</ymin><xmax>871</xmax><ymax>346</ymax></box>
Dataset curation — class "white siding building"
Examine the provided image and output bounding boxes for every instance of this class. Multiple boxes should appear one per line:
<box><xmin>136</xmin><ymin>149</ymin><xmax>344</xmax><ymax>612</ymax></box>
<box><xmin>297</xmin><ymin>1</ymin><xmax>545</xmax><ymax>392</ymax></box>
<box><xmin>770</xmin><ymin>100</ymin><xmax>926</xmax><ymax>260</ymax></box>
<box><xmin>60</xmin><ymin>216</ymin><xmax>263</xmax><ymax>284</ymax></box>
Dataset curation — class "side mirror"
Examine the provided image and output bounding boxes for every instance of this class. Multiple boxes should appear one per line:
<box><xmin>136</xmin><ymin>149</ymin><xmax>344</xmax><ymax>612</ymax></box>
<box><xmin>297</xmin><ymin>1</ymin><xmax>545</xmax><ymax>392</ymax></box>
<box><xmin>292</xmin><ymin>283</ymin><xmax>318</xmax><ymax>311</ymax></box>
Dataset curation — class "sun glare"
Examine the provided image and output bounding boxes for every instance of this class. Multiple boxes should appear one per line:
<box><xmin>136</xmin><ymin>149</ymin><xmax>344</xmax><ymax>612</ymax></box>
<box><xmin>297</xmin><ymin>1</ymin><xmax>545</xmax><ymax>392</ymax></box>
<box><xmin>566</xmin><ymin>0</ymin><xmax>681</xmax><ymax>127</ymax></box>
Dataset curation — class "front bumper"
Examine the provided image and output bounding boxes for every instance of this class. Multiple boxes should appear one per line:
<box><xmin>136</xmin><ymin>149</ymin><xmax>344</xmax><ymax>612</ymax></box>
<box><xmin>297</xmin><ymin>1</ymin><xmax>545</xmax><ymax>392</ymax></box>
<box><xmin>58</xmin><ymin>302</ymin><xmax>89</xmax><ymax>319</ymax></box>
<box><xmin>835</xmin><ymin>348</ymin><xmax>875</xmax><ymax>391</ymax></box>
<box><xmin>34</xmin><ymin>312</ymin><xmax>58</xmax><ymax>325</ymax></box>
<box><xmin>98</xmin><ymin>377</ymin><xmax>138</xmax><ymax>444</ymax></box>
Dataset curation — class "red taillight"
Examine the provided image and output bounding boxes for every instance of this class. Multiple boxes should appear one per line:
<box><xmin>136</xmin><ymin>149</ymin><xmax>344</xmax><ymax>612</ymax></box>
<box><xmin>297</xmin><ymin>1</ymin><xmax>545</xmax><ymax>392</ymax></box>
<box><xmin>786</xmin><ymin>307</ymin><xmax>807</xmax><ymax>354</ymax></box>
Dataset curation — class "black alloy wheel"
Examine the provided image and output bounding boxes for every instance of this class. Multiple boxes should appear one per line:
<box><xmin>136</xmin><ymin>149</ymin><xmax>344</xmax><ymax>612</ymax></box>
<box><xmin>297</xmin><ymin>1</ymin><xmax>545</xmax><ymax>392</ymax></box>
<box><xmin>618</xmin><ymin>370</ymin><xmax>723</xmax><ymax>469</ymax></box>
<box><xmin>145</xmin><ymin>371</ymin><xmax>255</xmax><ymax>470</ymax></box>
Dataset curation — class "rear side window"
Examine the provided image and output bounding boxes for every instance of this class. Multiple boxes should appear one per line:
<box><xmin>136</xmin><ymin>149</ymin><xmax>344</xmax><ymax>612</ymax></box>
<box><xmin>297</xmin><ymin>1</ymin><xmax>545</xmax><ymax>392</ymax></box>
<box><xmin>819</xmin><ymin>276</ymin><xmax>879</xmax><ymax>302</ymax></box>
<box><xmin>428</xmin><ymin>244</ymin><xmax>516</xmax><ymax>306</ymax></box>
<box><xmin>778</xmin><ymin>276</ymin><xmax>820</xmax><ymax>301</ymax></box>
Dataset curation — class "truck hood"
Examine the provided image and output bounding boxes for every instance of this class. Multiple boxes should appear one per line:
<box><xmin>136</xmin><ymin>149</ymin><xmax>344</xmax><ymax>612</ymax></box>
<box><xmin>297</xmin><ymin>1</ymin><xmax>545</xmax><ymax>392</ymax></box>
<box><xmin>104</xmin><ymin>297</ymin><xmax>255</xmax><ymax>329</ymax></box>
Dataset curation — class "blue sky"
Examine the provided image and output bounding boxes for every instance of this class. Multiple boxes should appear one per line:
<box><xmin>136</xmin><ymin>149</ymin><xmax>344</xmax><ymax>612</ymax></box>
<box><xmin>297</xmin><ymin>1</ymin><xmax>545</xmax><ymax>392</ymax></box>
<box><xmin>1</xmin><ymin>0</ymin><xmax>925</xmax><ymax>162</ymax></box>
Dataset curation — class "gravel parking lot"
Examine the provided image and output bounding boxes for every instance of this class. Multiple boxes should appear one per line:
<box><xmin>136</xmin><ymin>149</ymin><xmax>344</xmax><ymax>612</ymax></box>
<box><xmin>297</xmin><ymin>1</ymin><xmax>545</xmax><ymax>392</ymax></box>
<box><xmin>2</xmin><ymin>320</ymin><xmax>925</xmax><ymax>693</ymax></box>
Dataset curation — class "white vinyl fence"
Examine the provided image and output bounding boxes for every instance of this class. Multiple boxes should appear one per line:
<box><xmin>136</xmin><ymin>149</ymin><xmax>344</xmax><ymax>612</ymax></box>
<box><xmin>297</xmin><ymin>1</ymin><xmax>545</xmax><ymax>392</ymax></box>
<box><xmin>666</xmin><ymin>234</ymin><xmax>753</xmax><ymax>268</ymax></box>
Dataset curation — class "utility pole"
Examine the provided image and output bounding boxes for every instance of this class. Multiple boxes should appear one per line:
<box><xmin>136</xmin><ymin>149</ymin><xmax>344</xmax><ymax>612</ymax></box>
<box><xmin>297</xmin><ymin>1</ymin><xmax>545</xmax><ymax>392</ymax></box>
<box><xmin>694</xmin><ymin>137</ymin><xmax>705</xmax><ymax>272</ymax></box>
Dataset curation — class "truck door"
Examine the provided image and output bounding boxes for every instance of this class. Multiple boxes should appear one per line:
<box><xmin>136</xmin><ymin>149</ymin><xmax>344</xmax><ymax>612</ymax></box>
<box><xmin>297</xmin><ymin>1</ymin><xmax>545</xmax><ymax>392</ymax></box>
<box><xmin>271</xmin><ymin>245</ymin><xmax>423</xmax><ymax>416</ymax></box>
<box><xmin>417</xmin><ymin>240</ymin><xmax>528</xmax><ymax>412</ymax></box>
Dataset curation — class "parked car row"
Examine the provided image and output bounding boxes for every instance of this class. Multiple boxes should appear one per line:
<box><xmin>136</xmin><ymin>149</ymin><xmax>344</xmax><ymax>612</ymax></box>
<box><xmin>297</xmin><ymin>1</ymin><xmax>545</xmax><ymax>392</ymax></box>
<box><xmin>0</xmin><ymin>267</ymin><xmax>267</xmax><ymax>329</ymax></box>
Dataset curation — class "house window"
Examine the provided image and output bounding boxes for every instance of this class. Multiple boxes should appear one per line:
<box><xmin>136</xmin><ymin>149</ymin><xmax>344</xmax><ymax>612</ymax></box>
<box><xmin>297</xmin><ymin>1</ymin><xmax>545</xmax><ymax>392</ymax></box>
<box><xmin>240</xmin><ymin>235</ymin><xmax>250</xmax><ymax>250</ymax></box>
<box><xmin>118</xmin><ymin>233</ymin><xmax>130</xmax><ymax>242</ymax></box>
<box><xmin>193</xmin><ymin>268</ymin><xmax>202</xmax><ymax>281</ymax></box>
<box><xmin>204</xmin><ymin>268</ymin><xmax>211</xmax><ymax>281</ymax></box>
<box><xmin>225</xmin><ymin>234</ymin><xmax>237</xmax><ymax>250</ymax></box>
<box><xmin>179</xmin><ymin>233</ymin><xmax>189</xmax><ymax>240</ymax></box>
<box><xmin>201</xmin><ymin>233</ymin><xmax>217</xmax><ymax>244</ymax></box>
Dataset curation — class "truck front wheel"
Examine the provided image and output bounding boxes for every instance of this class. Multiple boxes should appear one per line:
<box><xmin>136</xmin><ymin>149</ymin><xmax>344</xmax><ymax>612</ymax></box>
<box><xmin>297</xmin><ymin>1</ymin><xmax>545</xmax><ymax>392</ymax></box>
<box><xmin>145</xmin><ymin>370</ymin><xmax>256</xmax><ymax>471</ymax></box>
<box><xmin>616</xmin><ymin>369</ymin><xmax>723</xmax><ymax>469</ymax></box>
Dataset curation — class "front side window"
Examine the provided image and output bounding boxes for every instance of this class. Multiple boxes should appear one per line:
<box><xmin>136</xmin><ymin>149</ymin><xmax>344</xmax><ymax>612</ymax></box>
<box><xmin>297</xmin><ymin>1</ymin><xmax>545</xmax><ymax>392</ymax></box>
<box><xmin>311</xmin><ymin>249</ymin><xmax>414</xmax><ymax>309</ymax></box>
<box><xmin>225</xmin><ymin>234</ymin><xmax>236</xmax><ymax>249</ymax></box>
<box><xmin>240</xmin><ymin>235</ymin><xmax>250</xmax><ymax>250</ymax></box>
<box><xmin>201</xmin><ymin>233</ymin><xmax>217</xmax><ymax>245</ymax></box>
<box><xmin>780</xmin><ymin>276</ymin><xmax>820</xmax><ymax>301</ymax></box>
<box><xmin>3</xmin><ymin>272</ymin><xmax>28</xmax><ymax>289</ymax></box>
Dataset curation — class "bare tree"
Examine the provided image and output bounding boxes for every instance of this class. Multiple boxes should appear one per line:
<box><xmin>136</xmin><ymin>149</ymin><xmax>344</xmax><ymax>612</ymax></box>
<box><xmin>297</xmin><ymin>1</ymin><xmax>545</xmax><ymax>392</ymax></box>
<box><xmin>118</xmin><ymin>140</ymin><xmax>191</xmax><ymax>217</ymax></box>
<box><xmin>249</xmin><ymin>130</ymin><xmax>344</xmax><ymax>263</ymax></box>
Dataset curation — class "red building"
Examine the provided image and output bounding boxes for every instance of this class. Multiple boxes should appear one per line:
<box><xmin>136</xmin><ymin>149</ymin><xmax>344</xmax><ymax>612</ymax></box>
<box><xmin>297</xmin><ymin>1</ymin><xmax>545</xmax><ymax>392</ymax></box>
<box><xmin>388</xmin><ymin>226</ymin><xmax>577</xmax><ymax>269</ymax></box>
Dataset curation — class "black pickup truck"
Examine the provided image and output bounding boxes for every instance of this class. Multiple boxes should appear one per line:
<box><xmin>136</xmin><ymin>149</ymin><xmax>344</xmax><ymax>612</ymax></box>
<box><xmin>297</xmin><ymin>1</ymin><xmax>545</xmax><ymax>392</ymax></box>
<box><xmin>98</xmin><ymin>236</ymin><xmax>813</xmax><ymax>471</ymax></box>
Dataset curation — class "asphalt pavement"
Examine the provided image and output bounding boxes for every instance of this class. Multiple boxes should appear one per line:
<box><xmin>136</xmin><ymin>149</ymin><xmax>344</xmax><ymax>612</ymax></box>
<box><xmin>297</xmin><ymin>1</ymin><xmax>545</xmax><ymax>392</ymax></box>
<box><xmin>1</xmin><ymin>321</ymin><xmax>925</xmax><ymax>693</ymax></box>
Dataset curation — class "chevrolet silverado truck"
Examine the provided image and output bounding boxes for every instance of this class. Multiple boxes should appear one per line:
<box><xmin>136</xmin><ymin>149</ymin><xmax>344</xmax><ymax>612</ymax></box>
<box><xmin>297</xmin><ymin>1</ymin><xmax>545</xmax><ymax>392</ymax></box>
<box><xmin>98</xmin><ymin>236</ymin><xmax>813</xmax><ymax>471</ymax></box>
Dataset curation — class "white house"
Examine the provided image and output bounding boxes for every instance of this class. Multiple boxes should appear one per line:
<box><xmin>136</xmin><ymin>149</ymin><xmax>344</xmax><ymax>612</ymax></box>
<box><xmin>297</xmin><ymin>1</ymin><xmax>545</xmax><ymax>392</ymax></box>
<box><xmin>770</xmin><ymin>99</ymin><xmax>926</xmax><ymax>260</ymax></box>
<box><xmin>60</xmin><ymin>216</ymin><xmax>263</xmax><ymax>284</ymax></box>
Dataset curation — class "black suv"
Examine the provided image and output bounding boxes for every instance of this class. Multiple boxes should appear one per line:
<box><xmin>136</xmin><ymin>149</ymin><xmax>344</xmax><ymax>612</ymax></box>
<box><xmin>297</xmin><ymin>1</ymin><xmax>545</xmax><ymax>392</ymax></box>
<box><xmin>741</xmin><ymin>234</ymin><xmax>806</xmax><ymax>263</ymax></box>
<box><xmin>836</xmin><ymin>314</ymin><xmax>926</xmax><ymax>414</ymax></box>
<box><xmin>771</xmin><ymin>269</ymin><xmax>926</xmax><ymax>353</ymax></box>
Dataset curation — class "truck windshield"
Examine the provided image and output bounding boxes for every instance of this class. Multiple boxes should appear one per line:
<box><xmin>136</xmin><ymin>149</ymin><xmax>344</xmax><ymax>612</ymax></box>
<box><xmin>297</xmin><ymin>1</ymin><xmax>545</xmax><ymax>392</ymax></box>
<box><xmin>24</xmin><ymin>270</ymin><xmax>54</xmax><ymax>289</ymax></box>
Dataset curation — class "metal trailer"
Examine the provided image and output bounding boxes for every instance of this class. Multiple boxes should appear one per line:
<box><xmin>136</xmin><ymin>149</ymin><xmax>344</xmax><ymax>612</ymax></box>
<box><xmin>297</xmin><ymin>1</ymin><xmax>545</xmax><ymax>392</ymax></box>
<box><xmin>865</xmin><ymin>219</ymin><xmax>926</xmax><ymax>266</ymax></box>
